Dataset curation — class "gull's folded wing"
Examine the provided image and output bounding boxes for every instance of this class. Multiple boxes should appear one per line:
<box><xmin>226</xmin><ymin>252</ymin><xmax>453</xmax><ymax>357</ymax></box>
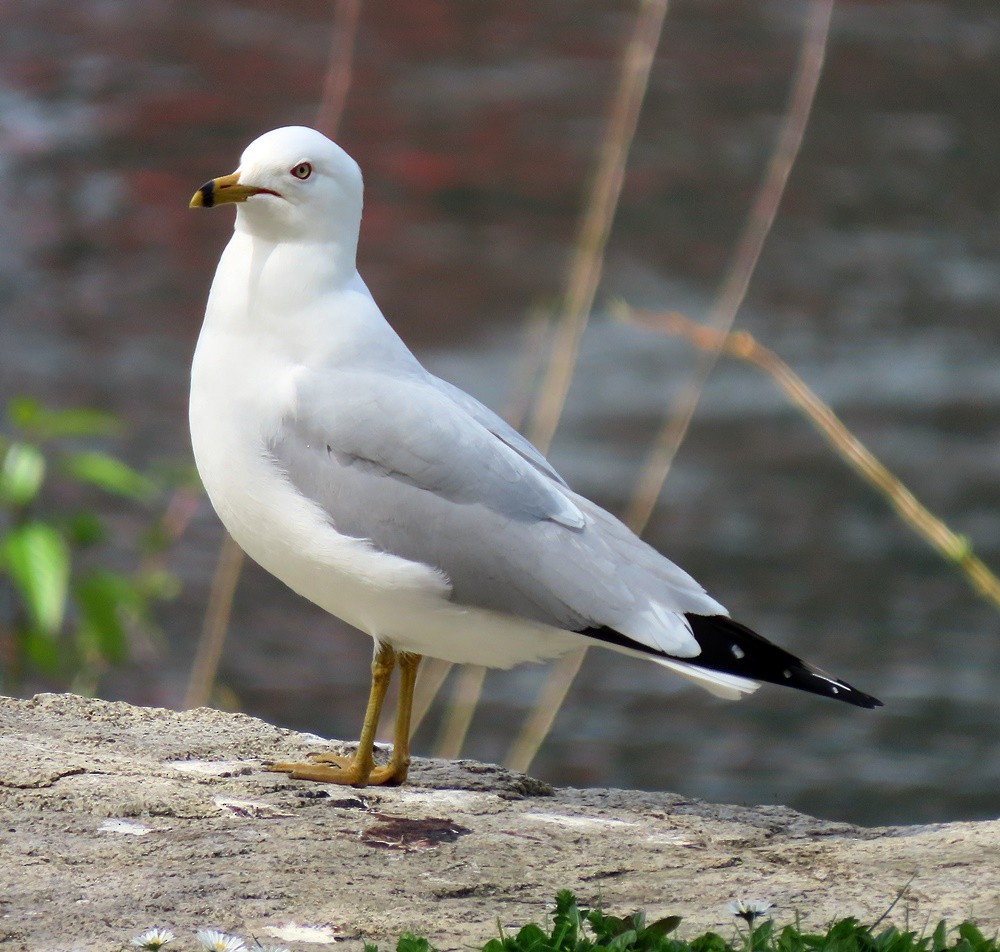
<box><xmin>268</xmin><ymin>368</ymin><xmax>721</xmax><ymax>657</ymax></box>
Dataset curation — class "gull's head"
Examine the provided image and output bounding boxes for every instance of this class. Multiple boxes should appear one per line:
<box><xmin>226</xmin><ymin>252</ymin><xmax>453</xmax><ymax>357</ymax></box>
<box><xmin>190</xmin><ymin>126</ymin><xmax>363</xmax><ymax>244</ymax></box>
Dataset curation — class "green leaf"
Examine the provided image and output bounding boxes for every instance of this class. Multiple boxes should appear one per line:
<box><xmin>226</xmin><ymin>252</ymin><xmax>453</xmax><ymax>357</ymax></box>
<box><xmin>0</xmin><ymin>441</ymin><xmax>46</xmax><ymax>506</ymax></box>
<box><xmin>689</xmin><ymin>933</ymin><xmax>731</xmax><ymax>952</ymax></box>
<box><xmin>2</xmin><ymin>522</ymin><xmax>70</xmax><ymax>634</ymax></box>
<box><xmin>331</xmin><ymin>895</ymin><xmax>1000</xmax><ymax>952</ymax></box>
<box><xmin>777</xmin><ymin>924</ymin><xmax>807</xmax><ymax>952</ymax></box>
<box><xmin>22</xmin><ymin>629</ymin><xmax>62</xmax><ymax>674</ymax></box>
<box><xmin>139</xmin><ymin>520</ymin><xmax>172</xmax><ymax>555</ymax></box>
<box><xmin>645</xmin><ymin>917</ymin><xmax>682</xmax><ymax>940</ymax></box>
<box><xmin>144</xmin><ymin>460</ymin><xmax>204</xmax><ymax>495</ymax></box>
<box><xmin>60</xmin><ymin>451</ymin><xmax>156</xmax><ymax>501</ymax></box>
<box><xmin>958</xmin><ymin>926</ymin><xmax>988</xmax><ymax>951</ymax></box>
<box><xmin>397</xmin><ymin>934</ymin><xmax>437</xmax><ymax>952</ymax></box>
<box><xmin>609</xmin><ymin>928</ymin><xmax>640</xmax><ymax>951</ymax></box>
<box><xmin>6</xmin><ymin>397</ymin><xmax>44</xmax><ymax>430</ymax></box>
<box><xmin>596</xmin><ymin>915</ymin><xmax>633</xmax><ymax>940</ymax></box>
<box><xmin>136</xmin><ymin>567</ymin><xmax>181</xmax><ymax>603</ymax></box>
<box><xmin>7</xmin><ymin>397</ymin><xmax>122</xmax><ymax>440</ymax></box>
<box><xmin>63</xmin><ymin>511</ymin><xmax>106</xmax><ymax>547</ymax></box>
<box><xmin>511</xmin><ymin>924</ymin><xmax>550</xmax><ymax>952</ymax></box>
<box><xmin>73</xmin><ymin>570</ymin><xmax>133</xmax><ymax>664</ymax></box>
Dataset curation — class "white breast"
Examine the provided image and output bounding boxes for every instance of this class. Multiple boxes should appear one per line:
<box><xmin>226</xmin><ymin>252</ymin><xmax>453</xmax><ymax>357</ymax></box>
<box><xmin>188</xmin><ymin>233</ymin><xmax>582</xmax><ymax>668</ymax></box>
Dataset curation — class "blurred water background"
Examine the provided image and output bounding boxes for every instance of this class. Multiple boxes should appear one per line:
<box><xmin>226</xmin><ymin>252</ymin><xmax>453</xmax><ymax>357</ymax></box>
<box><xmin>1</xmin><ymin>0</ymin><xmax>998</xmax><ymax>826</ymax></box>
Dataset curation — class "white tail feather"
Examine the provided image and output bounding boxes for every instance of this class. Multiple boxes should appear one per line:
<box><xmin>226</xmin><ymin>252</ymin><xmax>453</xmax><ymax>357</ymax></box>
<box><xmin>650</xmin><ymin>655</ymin><xmax>760</xmax><ymax>700</ymax></box>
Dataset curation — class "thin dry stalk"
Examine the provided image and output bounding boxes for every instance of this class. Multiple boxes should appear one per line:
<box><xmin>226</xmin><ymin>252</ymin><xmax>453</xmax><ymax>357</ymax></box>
<box><xmin>141</xmin><ymin>486</ymin><xmax>200</xmax><ymax>582</ymax></box>
<box><xmin>185</xmin><ymin>0</ymin><xmax>362</xmax><ymax>709</ymax></box>
<box><xmin>506</xmin><ymin>0</ymin><xmax>832</xmax><ymax>775</ymax></box>
<box><xmin>504</xmin><ymin>0</ymin><xmax>670</xmax><ymax>774</ymax></box>
<box><xmin>626</xmin><ymin>0</ymin><xmax>834</xmax><ymax>534</ymax></box>
<box><xmin>434</xmin><ymin>664</ymin><xmax>488</xmax><ymax>759</ymax></box>
<box><xmin>315</xmin><ymin>0</ymin><xmax>362</xmax><ymax>138</ymax></box>
<box><xmin>159</xmin><ymin>487</ymin><xmax>201</xmax><ymax>548</ymax></box>
<box><xmin>408</xmin><ymin>657</ymin><xmax>453</xmax><ymax>735</ymax></box>
<box><xmin>183</xmin><ymin>532</ymin><xmax>245</xmax><ymax>708</ymax></box>
<box><xmin>626</xmin><ymin>307</ymin><xmax>1000</xmax><ymax>614</ymax></box>
<box><xmin>528</xmin><ymin>0</ymin><xmax>671</xmax><ymax>455</ymax></box>
<box><xmin>504</xmin><ymin>654</ymin><xmax>583</xmax><ymax>775</ymax></box>
<box><xmin>501</xmin><ymin>307</ymin><xmax>559</xmax><ymax>450</ymax></box>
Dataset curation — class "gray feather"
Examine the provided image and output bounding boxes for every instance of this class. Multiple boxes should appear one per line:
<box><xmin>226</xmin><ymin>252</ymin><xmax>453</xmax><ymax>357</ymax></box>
<box><xmin>270</xmin><ymin>366</ymin><xmax>724</xmax><ymax>648</ymax></box>
<box><xmin>427</xmin><ymin>375</ymin><xmax>570</xmax><ymax>488</ymax></box>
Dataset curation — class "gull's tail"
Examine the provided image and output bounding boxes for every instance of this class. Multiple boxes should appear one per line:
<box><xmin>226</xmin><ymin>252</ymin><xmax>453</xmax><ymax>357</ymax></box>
<box><xmin>580</xmin><ymin>614</ymin><xmax>883</xmax><ymax>708</ymax></box>
<box><xmin>682</xmin><ymin>613</ymin><xmax>882</xmax><ymax>707</ymax></box>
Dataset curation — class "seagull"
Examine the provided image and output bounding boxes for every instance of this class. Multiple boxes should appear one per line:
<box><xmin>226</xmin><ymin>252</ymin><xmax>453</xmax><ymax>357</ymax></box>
<box><xmin>189</xmin><ymin>126</ymin><xmax>881</xmax><ymax>787</ymax></box>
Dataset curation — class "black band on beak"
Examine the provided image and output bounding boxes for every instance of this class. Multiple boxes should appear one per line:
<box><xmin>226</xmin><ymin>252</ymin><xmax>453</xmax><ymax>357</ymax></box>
<box><xmin>197</xmin><ymin>181</ymin><xmax>216</xmax><ymax>208</ymax></box>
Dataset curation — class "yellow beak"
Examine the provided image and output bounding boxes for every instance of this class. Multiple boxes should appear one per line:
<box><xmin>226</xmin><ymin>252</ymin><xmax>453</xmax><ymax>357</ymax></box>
<box><xmin>189</xmin><ymin>171</ymin><xmax>275</xmax><ymax>209</ymax></box>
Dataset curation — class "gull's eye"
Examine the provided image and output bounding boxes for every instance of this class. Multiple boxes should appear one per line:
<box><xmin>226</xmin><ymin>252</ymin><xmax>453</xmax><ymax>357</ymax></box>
<box><xmin>290</xmin><ymin>162</ymin><xmax>313</xmax><ymax>180</ymax></box>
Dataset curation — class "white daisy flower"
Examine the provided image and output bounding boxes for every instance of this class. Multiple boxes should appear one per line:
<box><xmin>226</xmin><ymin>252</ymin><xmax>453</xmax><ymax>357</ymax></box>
<box><xmin>196</xmin><ymin>929</ymin><xmax>247</xmax><ymax>952</ymax></box>
<box><xmin>726</xmin><ymin>899</ymin><xmax>773</xmax><ymax>923</ymax></box>
<box><xmin>131</xmin><ymin>928</ymin><xmax>175</xmax><ymax>950</ymax></box>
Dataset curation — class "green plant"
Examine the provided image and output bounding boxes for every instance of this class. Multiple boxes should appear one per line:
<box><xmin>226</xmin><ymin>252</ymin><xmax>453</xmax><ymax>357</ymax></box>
<box><xmin>362</xmin><ymin>891</ymin><xmax>998</xmax><ymax>952</ymax></box>
<box><xmin>0</xmin><ymin>396</ymin><xmax>183</xmax><ymax>692</ymax></box>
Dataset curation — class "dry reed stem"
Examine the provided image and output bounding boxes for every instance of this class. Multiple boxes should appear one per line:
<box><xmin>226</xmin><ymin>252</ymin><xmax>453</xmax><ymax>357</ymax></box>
<box><xmin>141</xmin><ymin>486</ymin><xmax>200</xmax><ymax>586</ymax></box>
<box><xmin>434</xmin><ymin>664</ymin><xmax>489</xmax><ymax>759</ymax></box>
<box><xmin>315</xmin><ymin>0</ymin><xmax>362</xmax><ymax>139</ymax></box>
<box><xmin>409</xmin><ymin>657</ymin><xmax>454</xmax><ymax>734</ymax></box>
<box><xmin>528</xmin><ymin>0</ymin><xmax>671</xmax><ymax>455</ymax></box>
<box><xmin>184</xmin><ymin>0</ymin><xmax>361</xmax><ymax>710</ymax></box>
<box><xmin>504</xmin><ymin>0</ymin><xmax>670</xmax><ymax>774</ymax></box>
<box><xmin>626</xmin><ymin>0</ymin><xmax>833</xmax><ymax>534</ymax></box>
<box><xmin>506</xmin><ymin>0</ymin><xmax>832</xmax><ymax>775</ymax></box>
<box><xmin>183</xmin><ymin>532</ymin><xmax>245</xmax><ymax>708</ymax></box>
<box><xmin>626</xmin><ymin>307</ymin><xmax>1000</xmax><ymax>614</ymax></box>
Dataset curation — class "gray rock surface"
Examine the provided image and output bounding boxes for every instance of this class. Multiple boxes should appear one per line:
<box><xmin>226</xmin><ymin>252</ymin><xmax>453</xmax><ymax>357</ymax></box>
<box><xmin>0</xmin><ymin>694</ymin><xmax>996</xmax><ymax>952</ymax></box>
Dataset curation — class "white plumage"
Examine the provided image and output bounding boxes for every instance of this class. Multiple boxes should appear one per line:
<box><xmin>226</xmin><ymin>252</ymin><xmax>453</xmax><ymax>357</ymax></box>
<box><xmin>188</xmin><ymin>127</ymin><xmax>880</xmax><ymax>787</ymax></box>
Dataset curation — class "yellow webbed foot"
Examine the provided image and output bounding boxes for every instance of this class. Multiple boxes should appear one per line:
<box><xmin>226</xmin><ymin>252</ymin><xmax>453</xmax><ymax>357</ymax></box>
<box><xmin>268</xmin><ymin>748</ymin><xmax>408</xmax><ymax>787</ymax></box>
<box><xmin>268</xmin><ymin>756</ymin><xmax>370</xmax><ymax>786</ymax></box>
<box><xmin>266</xmin><ymin>646</ymin><xmax>420</xmax><ymax>789</ymax></box>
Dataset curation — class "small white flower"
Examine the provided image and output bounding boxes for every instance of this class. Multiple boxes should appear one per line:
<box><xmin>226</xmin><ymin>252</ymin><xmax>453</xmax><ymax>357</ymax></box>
<box><xmin>196</xmin><ymin>929</ymin><xmax>247</xmax><ymax>952</ymax></box>
<box><xmin>250</xmin><ymin>944</ymin><xmax>290</xmax><ymax>952</ymax></box>
<box><xmin>131</xmin><ymin>928</ymin><xmax>175</xmax><ymax>950</ymax></box>
<box><xmin>726</xmin><ymin>899</ymin><xmax>773</xmax><ymax>923</ymax></box>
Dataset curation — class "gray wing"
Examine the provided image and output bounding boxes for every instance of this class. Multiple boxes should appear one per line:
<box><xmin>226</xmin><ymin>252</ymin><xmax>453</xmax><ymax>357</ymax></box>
<box><xmin>427</xmin><ymin>374</ymin><xmax>569</xmax><ymax>487</ymax></box>
<box><xmin>284</xmin><ymin>369</ymin><xmax>584</xmax><ymax>529</ymax></box>
<box><xmin>271</xmin><ymin>368</ymin><xmax>723</xmax><ymax>655</ymax></box>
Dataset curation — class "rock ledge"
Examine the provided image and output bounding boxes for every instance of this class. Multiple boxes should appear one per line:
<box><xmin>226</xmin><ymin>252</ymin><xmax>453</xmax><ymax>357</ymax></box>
<box><xmin>1</xmin><ymin>694</ymin><xmax>996</xmax><ymax>952</ymax></box>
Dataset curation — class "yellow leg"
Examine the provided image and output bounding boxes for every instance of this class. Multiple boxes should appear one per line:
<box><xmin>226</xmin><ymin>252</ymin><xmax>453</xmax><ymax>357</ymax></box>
<box><xmin>268</xmin><ymin>645</ymin><xmax>423</xmax><ymax>787</ymax></box>
<box><xmin>269</xmin><ymin>642</ymin><xmax>395</xmax><ymax>786</ymax></box>
<box><xmin>369</xmin><ymin>651</ymin><xmax>421</xmax><ymax>784</ymax></box>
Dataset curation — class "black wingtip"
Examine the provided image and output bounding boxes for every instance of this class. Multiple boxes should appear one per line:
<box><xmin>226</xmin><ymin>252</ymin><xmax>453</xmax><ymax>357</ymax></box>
<box><xmin>578</xmin><ymin>615</ymin><xmax>882</xmax><ymax>708</ymax></box>
<box><xmin>683</xmin><ymin>613</ymin><xmax>883</xmax><ymax>709</ymax></box>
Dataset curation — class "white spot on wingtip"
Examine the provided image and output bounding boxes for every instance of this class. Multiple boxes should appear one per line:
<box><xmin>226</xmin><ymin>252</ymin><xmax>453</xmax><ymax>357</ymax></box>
<box><xmin>730</xmin><ymin>644</ymin><xmax>745</xmax><ymax>659</ymax></box>
<box><xmin>811</xmin><ymin>672</ymin><xmax>847</xmax><ymax>688</ymax></box>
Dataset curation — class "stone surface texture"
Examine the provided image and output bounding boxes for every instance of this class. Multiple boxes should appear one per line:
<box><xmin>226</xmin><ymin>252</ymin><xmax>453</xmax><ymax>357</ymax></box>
<box><xmin>0</xmin><ymin>694</ymin><xmax>996</xmax><ymax>952</ymax></box>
